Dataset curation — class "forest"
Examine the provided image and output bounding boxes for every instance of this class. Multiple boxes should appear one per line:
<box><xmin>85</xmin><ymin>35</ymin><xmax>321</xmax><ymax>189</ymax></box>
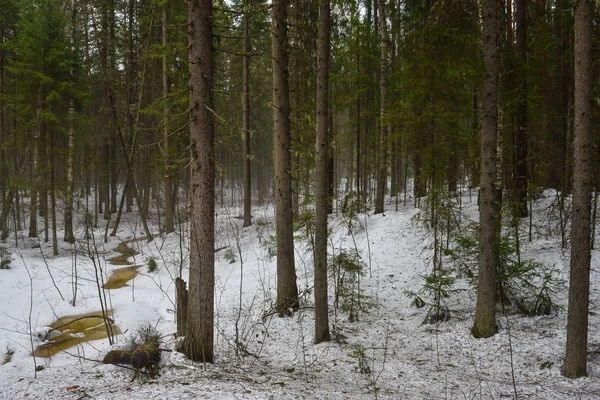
<box><xmin>0</xmin><ymin>0</ymin><xmax>599</xmax><ymax>398</ymax></box>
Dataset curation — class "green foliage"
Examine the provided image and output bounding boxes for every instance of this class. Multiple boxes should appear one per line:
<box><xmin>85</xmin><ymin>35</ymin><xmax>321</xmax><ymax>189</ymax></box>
<box><xmin>224</xmin><ymin>248</ymin><xmax>236</xmax><ymax>264</ymax></box>
<box><xmin>35</xmin><ymin>365</ymin><xmax>44</xmax><ymax>372</ymax></box>
<box><xmin>294</xmin><ymin>208</ymin><xmax>315</xmax><ymax>248</ymax></box>
<box><xmin>406</xmin><ymin>266</ymin><xmax>455</xmax><ymax>324</ymax></box>
<box><xmin>421</xmin><ymin>267</ymin><xmax>454</xmax><ymax>324</ymax></box>
<box><xmin>2</xmin><ymin>347</ymin><xmax>14</xmax><ymax>365</ymax></box>
<box><xmin>147</xmin><ymin>257</ymin><xmax>158</xmax><ymax>273</ymax></box>
<box><xmin>348</xmin><ymin>344</ymin><xmax>371</xmax><ymax>374</ymax></box>
<box><xmin>330</xmin><ymin>249</ymin><xmax>370</xmax><ymax>322</ymax></box>
<box><xmin>255</xmin><ymin>218</ymin><xmax>277</xmax><ymax>260</ymax></box>
<box><xmin>447</xmin><ymin>221</ymin><xmax>561</xmax><ymax>316</ymax></box>
<box><xmin>341</xmin><ymin>191</ymin><xmax>367</xmax><ymax>235</ymax></box>
<box><xmin>0</xmin><ymin>247</ymin><xmax>11</xmax><ymax>270</ymax></box>
<box><xmin>7</xmin><ymin>0</ymin><xmax>76</xmax><ymax>124</ymax></box>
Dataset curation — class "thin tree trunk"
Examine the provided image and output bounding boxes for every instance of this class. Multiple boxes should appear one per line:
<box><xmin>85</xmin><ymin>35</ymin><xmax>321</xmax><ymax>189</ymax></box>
<box><xmin>564</xmin><ymin>0</ymin><xmax>593</xmax><ymax>379</ymax></box>
<box><xmin>514</xmin><ymin>0</ymin><xmax>528</xmax><ymax>217</ymax></box>
<box><xmin>29</xmin><ymin>109</ymin><xmax>40</xmax><ymax>238</ymax></box>
<box><xmin>125</xmin><ymin>0</ymin><xmax>135</xmax><ymax>215</ymax></box>
<box><xmin>50</xmin><ymin>130</ymin><xmax>58</xmax><ymax>256</ymax></box>
<box><xmin>162</xmin><ymin>4</ymin><xmax>174</xmax><ymax>234</ymax></box>
<box><xmin>0</xmin><ymin>20</ymin><xmax>5</xmax><ymax>206</ymax></box>
<box><xmin>184</xmin><ymin>0</ymin><xmax>215</xmax><ymax>363</ymax></box>
<box><xmin>374</xmin><ymin>0</ymin><xmax>388</xmax><ymax>215</ymax></box>
<box><xmin>103</xmin><ymin>143</ymin><xmax>110</xmax><ymax>220</ymax></box>
<box><xmin>272</xmin><ymin>0</ymin><xmax>299</xmax><ymax>313</ymax></box>
<box><xmin>356</xmin><ymin>40</ymin><xmax>361</xmax><ymax>198</ymax></box>
<box><xmin>242</xmin><ymin>0</ymin><xmax>252</xmax><ymax>227</ymax></box>
<box><xmin>64</xmin><ymin>101</ymin><xmax>75</xmax><ymax>243</ymax></box>
<box><xmin>314</xmin><ymin>0</ymin><xmax>331</xmax><ymax>344</ymax></box>
<box><xmin>472</xmin><ymin>0</ymin><xmax>499</xmax><ymax>339</ymax></box>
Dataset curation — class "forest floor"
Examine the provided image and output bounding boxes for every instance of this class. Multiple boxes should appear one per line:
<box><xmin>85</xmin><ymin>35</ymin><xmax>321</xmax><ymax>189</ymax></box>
<box><xmin>0</xmin><ymin>188</ymin><xmax>599</xmax><ymax>399</ymax></box>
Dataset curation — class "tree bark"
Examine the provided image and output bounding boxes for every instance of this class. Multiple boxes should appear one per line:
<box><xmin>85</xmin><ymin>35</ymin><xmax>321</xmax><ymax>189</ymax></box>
<box><xmin>563</xmin><ymin>0</ymin><xmax>593</xmax><ymax>379</ymax></box>
<box><xmin>176</xmin><ymin>277</ymin><xmax>188</xmax><ymax>337</ymax></box>
<box><xmin>514</xmin><ymin>0</ymin><xmax>528</xmax><ymax>217</ymax></box>
<box><xmin>472</xmin><ymin>0</ymin><xmax>499</xmax><ymax>339</ymax></box>
<box><xmin>314</xmin><ymin>0</ymin><xmax>331</xmax><ymax>344</ymax></box>
<box><xmin>0</xmin><ymin>20</ymin><xmax>5</xmax><ymax>206</ymax></box>
<box><xmin>64</xmin><ymin>0</ymin><xmax>77</xmax><ymax>244</ymax></box>
<box><xmin>162</xmin><ymin>4</ymin><xmax>174</xmax><ymax>234</ymax></box>
<box><xmin>64</xmin><ymin>104</ymin><xmax>75</xmax><ymax>244</ymax></box>
<box><xmin>184</xmin><ymin>0</ymin><xmax>215</xmax><ymax>363</ymax></box>
<box><xmin>29</xmin><ymin>107</ymin><xmax>40</xmax><ymax>238</ymax></box>
<box><xmin>272</xmin><ymin>0</ymin><xmax>299</xmax><ymax>314</ymax></box>
<box><xmin>374</xmin><ymin>0</ymin><xmax>388</xmax><ymax>215</ymax></box>
<box><xmin>242</xmin><ymin>0</ymin><xmax>252</xmax><ymax>228</ymax></box>
<box><xmin>50</xmin><ymin>130</ymin><xmax>58</xmax><ymax>256</ymax></box>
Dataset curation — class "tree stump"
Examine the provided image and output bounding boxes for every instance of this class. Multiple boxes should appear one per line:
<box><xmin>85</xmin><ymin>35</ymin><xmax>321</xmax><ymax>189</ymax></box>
<box><xmin>176</xmin><ymin>277</ymin><xmax>188</xmax><ymax>336</ymax></box>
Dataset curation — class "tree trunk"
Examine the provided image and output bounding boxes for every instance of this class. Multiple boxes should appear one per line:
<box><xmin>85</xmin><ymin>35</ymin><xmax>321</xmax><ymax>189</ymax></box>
<box><xmin>374</xmin><ymin>0</ymin><xmax>388</xmax><ymax>215</ymax></box>
<box><xmin>472</xmin><ymin>0</ymin><xmax>499</xmax><ymax>339</ymax></box>
<box><xmin>184</xmin><ymin>0</ymin><xmax>215</xmax><ymax>363</ymax></box>
<box><xmin>0</xmin><ymin>20</ymin><xmax>5</xmax><ymax>206</ymax></box>
<box><xmin>175</xmin><ymin>277</ymin><xmax>188</xmax><ymax>337</ymax></box>
<box><xmin>314</xmin><ymin>0</ymin><xmax>331</xmax><ymax>344</ymax></box>
<box><xmin>242</xmin><ymin>0</ymin><xmax>252</xmax><ymax>228</ymax></box>
<box><xmin>514</xmin><ymin>0</ymin><xmax>528</xmax><ymax>218</ymax></box>
<box><xmin>50</xmin><ymin>130</ymin><xmax>58</xmax><ymax>256</ymax></box>
<box><xmin>125</xmin><ymin>0</ymin><xmax>135</xmax><ymax>215</ymax></box>
<box><xmin>162</xmin><ymin>4</ymin><xmax>174</xmax><ymax>233</ymax></box>
<box><xmin>563</xmin><ymin>0</ymin><xmax>593</xmax><ymax>379</ymax></box>
<box><xmin>29</xmin><ymin>110</ymin><xmax>40</xmax><ymax>238</ymax></box>
<box><xmin>272</xmin><ymin>0</ymin><xmax>299</xmax><ymax>314</ymax></box>
<box><xmin>64</xmin><ymin>100</ymin><xmax>75</xmax><ymax>243</ymax></box>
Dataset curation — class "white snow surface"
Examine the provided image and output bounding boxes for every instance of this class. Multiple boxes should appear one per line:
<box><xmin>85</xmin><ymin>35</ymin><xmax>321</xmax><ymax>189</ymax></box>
<box><xmin>0</xmin><ymin>190</ymin><xmax>599</xmax><ymax>399</ymax></box>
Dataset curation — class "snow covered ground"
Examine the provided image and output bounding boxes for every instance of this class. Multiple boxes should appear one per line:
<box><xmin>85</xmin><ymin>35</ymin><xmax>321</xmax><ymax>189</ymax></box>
<box><xmin>0</xmin><ymin>189</ymin><xmax>599</xmax><ymax>399</ymax></box>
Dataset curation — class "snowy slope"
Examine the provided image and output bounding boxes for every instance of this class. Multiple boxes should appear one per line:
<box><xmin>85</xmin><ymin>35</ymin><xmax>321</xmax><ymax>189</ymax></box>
<box><xmin>0</xmin><ymin>190</ymin><xmax>598</xmax><ymax>399</ymax></box>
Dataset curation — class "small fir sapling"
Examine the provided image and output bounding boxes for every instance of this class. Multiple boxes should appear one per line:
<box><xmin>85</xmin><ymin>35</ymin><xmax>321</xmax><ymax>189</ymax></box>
<box><xmin>147</xmin><ymin>257</ymin><xmax>158</xmax><ymax>273</ymax></box>
<box><xmin>0</xmin><ymin>246</ymin><xmax>12</xmax><ymax>269</ymax></box>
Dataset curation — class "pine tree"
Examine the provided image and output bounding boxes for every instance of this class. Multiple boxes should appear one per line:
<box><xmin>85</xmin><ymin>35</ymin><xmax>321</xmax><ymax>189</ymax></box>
<box><xmin>314</xmin><ymin>0</ymin><xmax>331</xmax><ymax>344</ymax></box>
<box><xmin>272</xmin><ymin>0</ymin><xmax>299</xmax><ymax>314</ymax></box>
<box><xmin>184</xmin><ymin>0</ymin><xmax>215</xmax><ymax>362</ymax></box>
<box><xmin>563</xmin><ymin>0</ymin><xmax>593</xmax><ymax>379</ymax></box>
<box><xmin>472</xmin><ymin>0</ymin><xmax>499</xmax><ymax>339</ymax></box>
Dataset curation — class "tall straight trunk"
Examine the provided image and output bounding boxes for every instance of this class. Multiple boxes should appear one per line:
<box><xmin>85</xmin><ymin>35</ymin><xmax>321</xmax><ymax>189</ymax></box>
<box><xmin>64</xmin><ymin>102</ymin><xmax>75</xmax><ymax>243</ymax></box>
<box><xmin>374</xmin><ymin>0</ymin><xmax>387</xmax><ymax>215</ymax></box>
<box><xmin>389</xmin><ymin>1</ymin><xmax>398</xmax><ymax>198</ymax></box>
<box><xmin>470</xmin><ymin>92</ymin><xmax>480</xmax><ymax>187</ymax></box>
<box><xmin>0</xmin><ymin>21</ymin><xmax>5</xmax><ymax>205</ymax></box>
<box><xmin>272</xmin><ymin>0</ymin><xmax>299</xmax><ymax>313</ymax></box>
<box><xmin>356</xmin><ymin>38</ymin><xmax>361</xmax><ymax>197</ymax></box>
<box><xmin>50</xmin><ymin>130</ymin><xmax>58</xmax><ymax>256</ymax></box>
<box><xmin>29</xmin><ymin>109</ymin><xmax>40</xmax><ymax>238</ymax></box>
<box><xmin>184</xmin><ymin>0</ymin><xmax>215</xmax><ymax>363</ymax></box>
<box><xmin>110</xmin><ymin>134</ymin><xmax>117</xmax><ymax>213</ymax></box>
<box><xmin>563</xmin><ymin>0</ymin><xmax>593</xmax><ymax>379</ymax></box>
<box><xmin>472</xmin><ymin>0</ymin><xmax>499</xmax><ymax>339</ymax></box>
<box><xmin>314</xmin><ymin>0</ymin><xmax>331</xmax><ymax>344</ymax></box>
<box><xmin>242</xmin><ymin>0</ymin><xmax>252</xmax><ymax>227</ymax></box>
<box><xmin>64</xmin><ymin>0</ymin><xmax>77</xmax><ymax>244</ymax></box>
<box><xmin>125</xmin><ymin>0</ymin><xmax>135</xmax><ymax>214</ymax></box>
<box><xmin>39</xmin><ymin>123</ymin><xmax>47</xmax><ymax>220</ymax></box>
<box><xmin>162</xmin><ymin>4</ymin><xmax>174</xmax><ymax>233</ymax></box>
<box><xmin>291</xmin><ymin>1</ymin><xmax>300</xmax><ymax>217</ymax></box>
<box><xmin>506</xmin><ymin>0</ymin><xmax>513</xmax><ymax>45</ymax></box>
<box><xmin>103</xmin><ymin>143</ymin><xmax>110</xmax><ymax>219</ymax></box>
<box><xmin>514</xmin><ymin>0</ymin><xmax>528</xmax><ymax>217</ymax></box>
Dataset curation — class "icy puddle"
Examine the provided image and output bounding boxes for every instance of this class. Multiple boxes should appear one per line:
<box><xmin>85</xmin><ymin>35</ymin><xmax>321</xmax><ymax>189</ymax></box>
<box><xmin>33</xmin><ymin>311</ymin><xmax>121</xmax><ymax>358</ymax></box>
<box><xmin>103</xmin><ymin>265</ymin><xmax>140</xmax><ymax>289</ymax></box>
<box><xmin>103</xmin><ymin>239</ymin><xmax>141</xmax><ymax>289</ymax></box>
